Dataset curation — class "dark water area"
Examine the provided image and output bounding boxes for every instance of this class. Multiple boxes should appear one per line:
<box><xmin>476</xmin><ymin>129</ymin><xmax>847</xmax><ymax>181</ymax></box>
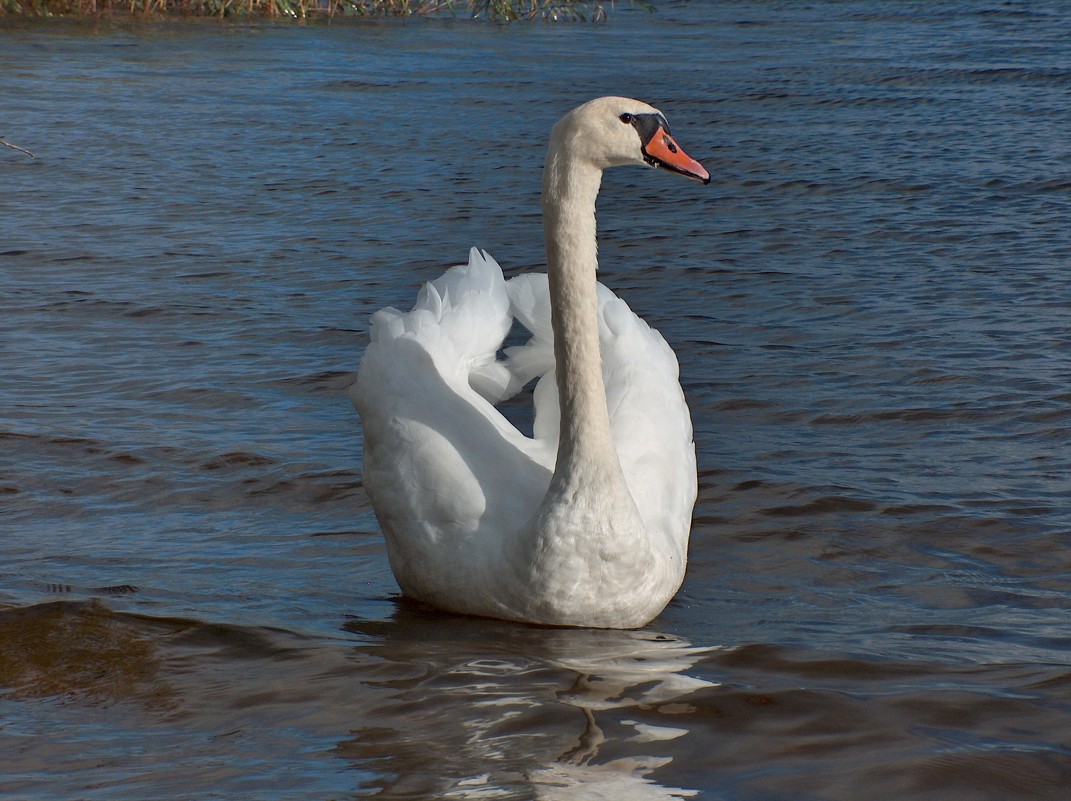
<box><xmin>2</xmin><ymin>2</ymin><xmax>1071</xmax><ymax>798</ymax></box>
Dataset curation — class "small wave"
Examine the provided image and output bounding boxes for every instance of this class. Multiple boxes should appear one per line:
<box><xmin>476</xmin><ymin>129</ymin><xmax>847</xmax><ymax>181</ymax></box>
<box><xmin>266</xmin><ymin>370</ymin><xmax>355</xmax><ymax>393</ymax></box>
<box><xmin>810</xmin><ymin>406</ymin><xmax>992</xmax><ymax>425</ymax></box>
<box><xmin>202</xmin><ymin>451</ymin><xmax>278</xmax><ymax>471</ymax></box>
<box><xmin>878</xmin><ymin>66</ymin><xmax>1071</xmax><ymax>87</ymax></box>
<box><xmin>712</xmin><ymin>642</ymin><xmax>928</xmax><ymax>681</ymax></box>
<box><xmin>762</xmin><ymin>495</ymin><xmax>877</xmax><ymax>518</ymax></box>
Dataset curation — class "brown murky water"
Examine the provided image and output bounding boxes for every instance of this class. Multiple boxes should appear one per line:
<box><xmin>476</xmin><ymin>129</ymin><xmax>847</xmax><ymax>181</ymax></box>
<box><xmin>3</xmin><ymin>2</ymin><xmax>1071</xmax><ymax>798</ymax></box>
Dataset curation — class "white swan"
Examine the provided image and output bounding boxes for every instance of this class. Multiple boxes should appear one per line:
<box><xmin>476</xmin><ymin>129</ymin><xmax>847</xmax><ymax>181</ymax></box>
<box><xmin>353</xmin><ymin>97</ymin><xmax>709</xmax><ymax>629</ymax></box>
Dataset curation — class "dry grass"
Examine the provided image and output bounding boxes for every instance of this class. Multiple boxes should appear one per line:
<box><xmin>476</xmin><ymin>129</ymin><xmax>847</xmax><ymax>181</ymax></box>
<box><xmin>0</xmin><ymin>0</ymin><xmax>643</xmax><ymax>20</ymax></box>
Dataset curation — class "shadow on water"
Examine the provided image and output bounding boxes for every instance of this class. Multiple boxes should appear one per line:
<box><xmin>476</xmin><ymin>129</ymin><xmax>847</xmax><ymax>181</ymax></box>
<box><xmin>0</xmin><ymin>600</ymin><xmax>176</xmax><ymax>709</ymax></box>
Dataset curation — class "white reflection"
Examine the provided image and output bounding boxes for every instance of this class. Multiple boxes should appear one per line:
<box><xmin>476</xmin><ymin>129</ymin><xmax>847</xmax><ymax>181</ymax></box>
<box><xmin>530</xmin><ymin>757</ymin><xmax>695</xmax><ymax>800</ymax></box>
<box><xmin>528</xmin><ymin>630</ymin><xmax>715</xmax><ymax>800</ymax></box>
<box><xmin>342</xmin><ymin>613</ymin><xmax>718</xmax><ymax>800</ymax></box>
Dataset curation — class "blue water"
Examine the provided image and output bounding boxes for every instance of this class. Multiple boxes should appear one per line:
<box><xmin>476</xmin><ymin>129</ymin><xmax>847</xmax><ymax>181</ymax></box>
<box><xmin>2</xmin><ymin>2</ymin><xmax>1071</xmax><ymax>799</ymax></box>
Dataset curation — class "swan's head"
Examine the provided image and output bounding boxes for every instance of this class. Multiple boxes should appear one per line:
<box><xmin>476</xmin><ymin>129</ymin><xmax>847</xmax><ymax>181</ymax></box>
<box><xmin>551</xmin><ymin>96</ymin><xmax>710</xmax><ymax>184</ymax></box>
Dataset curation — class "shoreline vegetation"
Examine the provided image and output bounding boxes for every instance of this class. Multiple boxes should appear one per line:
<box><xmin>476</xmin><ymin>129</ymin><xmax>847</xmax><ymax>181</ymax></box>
<box><xmin>0</xmin><ymin>0</ymin><xmax>647</xmax><ymax>20</ymax></box>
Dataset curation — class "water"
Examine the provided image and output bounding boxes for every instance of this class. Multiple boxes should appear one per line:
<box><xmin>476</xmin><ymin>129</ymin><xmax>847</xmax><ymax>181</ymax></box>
<box><xmin>2</xmin><ymin>2</ymin><xmax>1071</xmax><ymax>798</ymax></box>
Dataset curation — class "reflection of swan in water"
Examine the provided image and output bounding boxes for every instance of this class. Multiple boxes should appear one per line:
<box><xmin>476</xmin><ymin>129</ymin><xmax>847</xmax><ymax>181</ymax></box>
<box><xmin>527</xmin><ymin>629</ymin><xmax>716</xmax><ymax>800</ymax></box>
<box><xmin>340</xmin><ymin>609</ymin><xmax>718</xmax><ymax>799</ymax></box>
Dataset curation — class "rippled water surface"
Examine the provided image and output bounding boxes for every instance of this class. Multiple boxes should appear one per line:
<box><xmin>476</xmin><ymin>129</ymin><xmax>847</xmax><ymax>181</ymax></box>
<box><xmin>3</xmin><ymin>2</ymin><xmax>1071</xmax><ymax>798</ymax></box>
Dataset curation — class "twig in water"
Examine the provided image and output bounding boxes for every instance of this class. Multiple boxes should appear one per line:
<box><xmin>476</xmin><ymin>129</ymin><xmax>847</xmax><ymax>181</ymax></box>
<box><xmin>1</xmin><ymin>139</ymin><xmax>36</xmax><ymax>159</ymax></box>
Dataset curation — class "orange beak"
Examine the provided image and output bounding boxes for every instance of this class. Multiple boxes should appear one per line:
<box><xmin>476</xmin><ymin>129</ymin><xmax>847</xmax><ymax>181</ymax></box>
<box><xmin>642</xmin><ymin>127</ymin><xmax>710</xmax><ymax>184</ymax></box>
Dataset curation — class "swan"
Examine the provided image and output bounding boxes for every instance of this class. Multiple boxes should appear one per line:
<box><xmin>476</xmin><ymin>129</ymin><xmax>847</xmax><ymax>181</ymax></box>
<box><xmin>352</xmin><ymin>97</ymin><xmax>709</xmax><ymax>629</ymax></box>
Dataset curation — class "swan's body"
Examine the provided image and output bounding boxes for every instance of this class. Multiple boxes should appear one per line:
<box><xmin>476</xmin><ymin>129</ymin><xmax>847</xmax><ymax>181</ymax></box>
<box><xmin>353</xmin><ymin>97</ymin><xmax>709</xmax><ymax>629</ymax></box>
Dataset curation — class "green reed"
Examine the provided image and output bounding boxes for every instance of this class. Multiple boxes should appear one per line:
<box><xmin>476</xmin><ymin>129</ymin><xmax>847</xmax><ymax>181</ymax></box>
<box><xmin>0</xmin><ymin>0</ymin><xmax>647</xmax><ymax>20</ymax></box>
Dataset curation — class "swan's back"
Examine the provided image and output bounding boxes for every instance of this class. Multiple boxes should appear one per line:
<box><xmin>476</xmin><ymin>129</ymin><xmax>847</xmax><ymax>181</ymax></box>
<box><xmin>355</xmin><ymin>250</ymin><xmax>551</xmax><ymax>619</ymax></box>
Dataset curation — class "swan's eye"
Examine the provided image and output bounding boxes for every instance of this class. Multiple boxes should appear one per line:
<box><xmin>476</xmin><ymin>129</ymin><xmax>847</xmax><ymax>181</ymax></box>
<box><xmin>619</xmin><ymin>113</ymin><xmax>633</xmax><ymax>124</ymax></box>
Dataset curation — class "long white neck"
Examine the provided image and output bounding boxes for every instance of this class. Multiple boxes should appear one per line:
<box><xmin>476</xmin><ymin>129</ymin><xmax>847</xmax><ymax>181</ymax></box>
<box><xmin>541</xmin><ymin>146</ymin><xmax>623</xmax><ymax>492</ymax></box>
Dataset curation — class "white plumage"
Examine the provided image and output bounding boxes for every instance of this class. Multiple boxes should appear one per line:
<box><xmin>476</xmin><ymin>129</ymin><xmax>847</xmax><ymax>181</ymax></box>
<box><xmin>353</xmin><ymin>97</ymin><xmax>709</xmax><ymax>628</ymax></box>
